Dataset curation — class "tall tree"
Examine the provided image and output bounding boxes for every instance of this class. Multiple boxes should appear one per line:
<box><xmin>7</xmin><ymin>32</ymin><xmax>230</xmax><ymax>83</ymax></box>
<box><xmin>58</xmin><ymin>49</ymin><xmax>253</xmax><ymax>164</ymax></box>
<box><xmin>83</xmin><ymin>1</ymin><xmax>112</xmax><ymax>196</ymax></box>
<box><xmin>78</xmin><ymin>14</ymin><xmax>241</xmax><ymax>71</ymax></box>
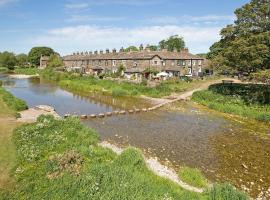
<box><xmin>28</xmin><ymin>47</ymin><xmax>55</xmax><ymax>66</ymax></box>
<box><xmin>0</xmin><ymin>51</ymin><xmax>17</xmax><ymax>70</ymax></box>
<box><xmin>47</xmin><ymin>54</ymin><xmax>63</xmax><ymax>68</ymax></box>
<box><xmin>158</xmin><ymin>35</ymin><xmax>185</xmax><ymax>52</ymax></box>
<box><xmin>16</xmin><ymin>53</ymin><xmax>28</xmax><ymax>67</ymax></box>
<box><xmin>208</xmin><ymin>0</ymin><xmax>270</xmax><ymax>74</ymax></box>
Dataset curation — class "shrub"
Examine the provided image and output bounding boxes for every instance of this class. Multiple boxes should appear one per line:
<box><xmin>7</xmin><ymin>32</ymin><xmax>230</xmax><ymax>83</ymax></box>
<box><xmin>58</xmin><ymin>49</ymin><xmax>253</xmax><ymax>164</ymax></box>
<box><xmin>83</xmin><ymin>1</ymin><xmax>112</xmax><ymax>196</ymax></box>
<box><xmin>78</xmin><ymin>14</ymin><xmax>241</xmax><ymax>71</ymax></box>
<box><xmin>208</xmin><ymin>183</ymin><xmax>248</xmax><ymax>200</ymax></box>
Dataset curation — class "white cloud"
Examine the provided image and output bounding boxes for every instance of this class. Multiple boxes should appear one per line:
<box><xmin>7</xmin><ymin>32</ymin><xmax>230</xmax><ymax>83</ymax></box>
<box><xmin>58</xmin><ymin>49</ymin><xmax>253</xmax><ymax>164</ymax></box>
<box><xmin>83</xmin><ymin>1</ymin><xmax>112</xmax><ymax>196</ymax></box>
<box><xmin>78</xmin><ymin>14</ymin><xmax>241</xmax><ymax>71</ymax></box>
<box><xmin>30</xmin><ymin>25</ymin><xmax>221</xmax><ymax>55</ymax></box>
<box><xmin>65</xmin><ymin>3</ymin><xmax>89</xmax><ymax>9</ymax></box>
<box><xmin>146</xmin><ymin>15</ymin><xmax>235</xmax><ymax>25</ymax></box>
<box><xmin>0</xmin><ymin>0</ymin><xmax>17</xmax><ymax>6</ymax></box>
<box><xmin>67</xmin><ymin>14</ymin><xmax>125</xmax><ymax>22</ymax></box>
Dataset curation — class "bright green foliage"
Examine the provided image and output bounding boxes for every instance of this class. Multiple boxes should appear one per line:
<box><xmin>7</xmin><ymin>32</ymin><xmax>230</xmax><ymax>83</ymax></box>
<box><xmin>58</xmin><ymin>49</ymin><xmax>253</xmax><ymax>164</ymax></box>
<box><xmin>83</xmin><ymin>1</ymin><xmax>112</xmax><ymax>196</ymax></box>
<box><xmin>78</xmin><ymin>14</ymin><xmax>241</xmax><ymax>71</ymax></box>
<box><xmin>192</xmin><ymin>83</ymin><xmax>270</xmax><ymax>122</ymax></box>
<box><xmin>15</xmin><ymin>54</ymin><xmax>28</xmax><ymax>67</ymax></box>
<box><xmin>41</xmin><ymin>69</ymin><xmax>217</xmax><ymax>98</ymax></box>
<box><xmin>208</xmin><ymin>183</ymin><xmax>248</xmax><ymax>200</ymax></box>
<box><xmin>9</xmin><ymin>116</ymin><xmax>207</xmax><ymax>199</ymax></box>
<box><xmin>124</xmin><ymin>46</ymin><xmax>139</xmax><ymax>52</ymax></box>
<box><xmin>250</xmin><ymin>69</ymin><xmax>270</xmax><ymax>84</ymax></box>
<box><xmin>179</xmin><ymin>167</ymin><xmax>208</xmax><ymax>188</ymax></box>
<box><xmin>0</xmin><ymin>52</ymin><xmax>17</xmax><ymax>70</ymax></box>
<box><xmin>14</xmin><ymin>67</ymin><xmax>39</xmax><ymax>75</ymax></box>
<box><xmin>47</xmin><ymin>54</ymin><xmax>64</xmax><ymax>68</ymax></box>
<box><xmin>208</xmin><ymin>0</ymin><xmax>270</xmax><ymax>75</ymax></box>
<box><xmin>28</xmin><ymin>47</ymin><xmax>55</xmax><ymax>66</ymax></box>
<box><xmin>159</xmin><ymin>35</ymin><xmax>185</xmax><ymax>52</ymax></box>
<box><xmin>0</xmin><ymin>87</ymin><xmax>28</xmax><ymax>111</ymax></box>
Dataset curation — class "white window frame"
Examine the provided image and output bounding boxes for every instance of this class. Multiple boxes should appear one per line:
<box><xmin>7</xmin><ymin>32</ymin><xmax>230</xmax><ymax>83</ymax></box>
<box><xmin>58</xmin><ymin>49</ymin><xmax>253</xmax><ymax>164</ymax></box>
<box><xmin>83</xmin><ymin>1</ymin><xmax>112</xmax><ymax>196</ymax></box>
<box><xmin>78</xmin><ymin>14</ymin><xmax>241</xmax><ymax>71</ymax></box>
<box><xmin>198</xmin><ymin>60</ymin><xmax>202</xmax><ymax>66</ymax></box>
<box><xmin>112</xmin><ymin>60</ymin><xmax>116</xmax><ymax>67</ymax></box>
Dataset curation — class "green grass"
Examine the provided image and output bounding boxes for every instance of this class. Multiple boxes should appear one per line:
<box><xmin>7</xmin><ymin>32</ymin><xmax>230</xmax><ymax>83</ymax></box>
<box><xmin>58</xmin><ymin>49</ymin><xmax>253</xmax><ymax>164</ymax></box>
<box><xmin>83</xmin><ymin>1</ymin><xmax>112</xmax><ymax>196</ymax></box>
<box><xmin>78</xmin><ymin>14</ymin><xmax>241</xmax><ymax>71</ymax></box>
<box><xmin>178</xmin><ymin>166</ymin><xmax>208</xmax><ymax>188</ymax></box>
<box><xmin>14</xmin><ymin>67</ymin><xmax>39</xmax><ymax>75</ymax></box>
<box><xmin>40</xmin><ymin>69</ymin><xmax>219</xmax><ymax>98</ymax></box>
<box><xmin>0</xmin><ymin>87</ymin><xmax>28</xmax><ymax>112</ymax></box>
<box><xmin>208</xmin><ymin>183</ymin><xmax>248</xmax><ymax>200</ymax></box>
<box><xmin>192</xmin><ymin>87</ymin><xmax>270</xmax><ymax>122</ymax></box>
<box><xmin>8</xmin><ymin>115</ymin><xmax>206</xmax><ymax>199</ymax></box>
<box><xmin>0</xmin><ymin>114</ymin><xmax>248</xmax><ymax>199</ymax></box>
<box><xmin>0</xmin><ymin>89</ymin><xmax>22</xmax><ymax>195</ymax></box>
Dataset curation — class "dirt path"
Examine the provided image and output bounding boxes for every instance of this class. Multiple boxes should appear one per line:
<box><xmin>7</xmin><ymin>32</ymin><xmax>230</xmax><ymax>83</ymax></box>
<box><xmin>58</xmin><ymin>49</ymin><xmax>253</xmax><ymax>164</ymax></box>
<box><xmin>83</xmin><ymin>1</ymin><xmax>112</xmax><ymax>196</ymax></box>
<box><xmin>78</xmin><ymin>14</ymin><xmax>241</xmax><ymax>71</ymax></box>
<box><xmin>99</xmin><ymin>141</ymin><xmax>205</xmax><ymax>193</ymax></box>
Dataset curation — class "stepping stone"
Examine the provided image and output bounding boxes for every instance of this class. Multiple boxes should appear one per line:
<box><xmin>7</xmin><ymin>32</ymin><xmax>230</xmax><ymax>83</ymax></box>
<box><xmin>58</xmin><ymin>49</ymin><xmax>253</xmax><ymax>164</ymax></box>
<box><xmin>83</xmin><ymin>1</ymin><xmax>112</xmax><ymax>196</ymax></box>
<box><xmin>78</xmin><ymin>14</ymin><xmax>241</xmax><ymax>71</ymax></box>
<box><xmin>64</xmin><ymin>114</ymin><xmax>71</xmax><ymax>118</ymax></box>
<box><xmin>98</xmin><ymin>114</ymin><xmax>105</xmax><ymax>118</ymax></box>
<box><xmin>106</xmin><ymin>112</ymin><xmax>113</xmax><ymax>116</ymax></box>
<box><xmin>128</xmin><ymin>110</ymin><xmax>134</xmax><ymax>114</ymax></box>
<box><xmin>119</xmin><ymin>111</ymin><xmax>126</xmax><ymax>114</ymax></box>
<box><xmin>89</xmin><ymin>114</ymin><xmax>97</xmax><ymax>118</ymax></box>
<box><xmin>80</xmin><ymin>115</ymin><xmax>87</xmax><ymax>119</ymax></box>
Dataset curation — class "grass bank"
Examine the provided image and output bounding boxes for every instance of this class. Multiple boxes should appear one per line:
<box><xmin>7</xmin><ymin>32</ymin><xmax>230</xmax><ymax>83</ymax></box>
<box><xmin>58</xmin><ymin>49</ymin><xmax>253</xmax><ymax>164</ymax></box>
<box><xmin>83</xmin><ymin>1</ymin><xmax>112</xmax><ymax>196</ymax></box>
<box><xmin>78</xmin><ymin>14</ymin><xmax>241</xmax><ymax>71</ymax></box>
<box><xmin>192</xmin><ymin>83</ymin><xmax>270</xmax><ymax>122</ymax></box>
<box><xmin>2</xmin><ymin>115</ymin><xmax>248</xmax><ymax>199</ymax></box>
<box><xmin>40</xmin><ymin>69</ymin><xmax>219</xmax><ymax>98</ymax></box>
<box><xmin>14</xmin><ymin>67</ymin><xmax>39</xmax><ymax>75</ymax></box>
<box><xmin>0</xmin><ymin>86</ymin><xmax>23</xmax><ymax>195</ymax></box>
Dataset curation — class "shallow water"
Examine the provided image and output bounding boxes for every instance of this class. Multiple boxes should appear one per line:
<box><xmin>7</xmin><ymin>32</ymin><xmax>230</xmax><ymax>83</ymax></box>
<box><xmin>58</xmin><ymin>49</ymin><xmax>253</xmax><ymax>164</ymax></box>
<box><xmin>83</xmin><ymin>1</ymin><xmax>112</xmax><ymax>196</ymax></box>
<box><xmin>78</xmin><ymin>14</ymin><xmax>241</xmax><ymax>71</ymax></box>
<box><xmin>1</xmin><ymin>75</ymin><xmax>269</xmax><ymax>198</ymax></box>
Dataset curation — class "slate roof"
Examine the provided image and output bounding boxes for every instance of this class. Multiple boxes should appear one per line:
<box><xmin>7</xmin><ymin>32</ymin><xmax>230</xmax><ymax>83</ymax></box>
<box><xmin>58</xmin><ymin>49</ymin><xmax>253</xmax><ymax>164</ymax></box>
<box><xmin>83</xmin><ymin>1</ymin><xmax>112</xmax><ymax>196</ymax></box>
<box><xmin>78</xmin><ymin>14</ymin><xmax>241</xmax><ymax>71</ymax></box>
<box><xmin>63</xmin><ymin>50</ymin><xmax>203</xmax><ymax>61</ymax></box>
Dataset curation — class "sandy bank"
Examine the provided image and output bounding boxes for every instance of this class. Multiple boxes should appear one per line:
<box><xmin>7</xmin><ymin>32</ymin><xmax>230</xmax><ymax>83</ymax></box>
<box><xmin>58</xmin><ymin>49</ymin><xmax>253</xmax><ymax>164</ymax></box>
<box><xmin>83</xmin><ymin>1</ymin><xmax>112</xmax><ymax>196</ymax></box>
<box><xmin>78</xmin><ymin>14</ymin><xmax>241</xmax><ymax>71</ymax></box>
<box><xmin>9</xmin><ymin>74</ymin><xmax>39</xmax><ymax>79</ymax></box>
<box><xmin>17</xmin><ymin>105</ymin><xmax>60</xmax><ymax>123</ymax></box>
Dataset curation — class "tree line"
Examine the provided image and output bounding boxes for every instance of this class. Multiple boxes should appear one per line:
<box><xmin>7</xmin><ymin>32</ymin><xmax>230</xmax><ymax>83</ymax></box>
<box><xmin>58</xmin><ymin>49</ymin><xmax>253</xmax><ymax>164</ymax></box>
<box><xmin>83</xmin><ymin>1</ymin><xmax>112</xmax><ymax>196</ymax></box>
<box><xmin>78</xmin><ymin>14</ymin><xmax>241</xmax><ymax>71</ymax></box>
<box><xmin>0</xmin><ymin>47</ymin><xmax>62</xmax><ymax>70</ymax></box>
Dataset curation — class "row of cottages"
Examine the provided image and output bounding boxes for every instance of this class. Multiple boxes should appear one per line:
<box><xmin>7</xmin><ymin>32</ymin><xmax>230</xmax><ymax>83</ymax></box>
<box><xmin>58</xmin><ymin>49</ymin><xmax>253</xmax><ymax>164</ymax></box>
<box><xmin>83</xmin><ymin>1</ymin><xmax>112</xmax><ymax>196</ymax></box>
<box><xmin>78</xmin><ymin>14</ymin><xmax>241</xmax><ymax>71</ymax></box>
<box><xmin>42</xmin><ymin>46</ymin><xmax>206</xmax><ymax>78</ymax></box>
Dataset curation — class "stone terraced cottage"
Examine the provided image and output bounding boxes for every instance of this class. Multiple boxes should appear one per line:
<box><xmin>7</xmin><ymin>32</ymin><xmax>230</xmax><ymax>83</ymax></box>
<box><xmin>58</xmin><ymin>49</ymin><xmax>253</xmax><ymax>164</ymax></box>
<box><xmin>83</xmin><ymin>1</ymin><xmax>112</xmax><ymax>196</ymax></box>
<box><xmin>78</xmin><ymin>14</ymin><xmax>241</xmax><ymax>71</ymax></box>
<box><xmin>41</xmin><ymin>45</ymin><xmax>207</xmax><ymax>79</ymax></box>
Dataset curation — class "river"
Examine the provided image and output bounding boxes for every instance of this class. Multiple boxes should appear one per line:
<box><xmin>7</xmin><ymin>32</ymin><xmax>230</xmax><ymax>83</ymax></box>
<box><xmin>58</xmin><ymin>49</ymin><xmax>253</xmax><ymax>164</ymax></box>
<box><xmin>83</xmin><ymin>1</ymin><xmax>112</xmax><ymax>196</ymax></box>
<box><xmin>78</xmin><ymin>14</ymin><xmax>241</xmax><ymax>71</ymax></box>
<box><xmin>1</xmin><ymin>75</ymin><xmax>269</xmax><ymax>199</ymax></box>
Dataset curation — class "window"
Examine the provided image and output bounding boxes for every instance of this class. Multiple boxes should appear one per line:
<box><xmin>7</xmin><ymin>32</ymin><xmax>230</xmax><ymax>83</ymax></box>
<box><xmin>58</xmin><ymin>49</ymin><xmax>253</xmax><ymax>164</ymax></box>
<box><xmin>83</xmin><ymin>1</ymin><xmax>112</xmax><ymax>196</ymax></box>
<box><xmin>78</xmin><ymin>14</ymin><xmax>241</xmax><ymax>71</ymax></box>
<box><xmin>188</xmin><ymin>68</ymin><xmax>192</xmax><ymax>74</ymax></box>
<box><xmin>122</xmin><ymin>60</ymin><xmax>126</xmax><ymax>65</ymax></box>
<box><xmin>193</xmin><ymin>60</ymin><xmax>197</xmax><ymax>66</ymax></box>
<box><xmin>182</xmin><ymin>61</ymin><xmax>186</xmax><ymax>66</ymax></box>
<box><xmin>171</xmin><ymin>61</ymin><xmax>175</xmax><ymax>66</ymax></box>
<box><xmin>113</xmin><ymin>60</ymin><xmax>116</xmax><ymax>67</ymax></box>
<box><xmin>133</xmin><ymin>60</ymin><xmax>138</xmax><ymax>67</ymax></box>
<box><xmin>98</xmin><ymin>60</ymin><xmax>101</xmax><ymax>65</ymax></box>
<box><xmin>162</xmin><ymin>61</ymin><xmax>166</xmax><ymax>66</ymax></box>
<box><xmin>188</xmin><ymin>60</ymin><xmax>191</xmax><ymax>66</ymax></box>
<box><xmin>105</xmin><ymin>61</ymin><xmax>108</xmax><ymax>66</ymax></box>
<box><xmin>154</xmin><ymin>61</ymin><xmax>158</xmax><ymax>65</ymax></box>
<box><xmin>177</xmin><ymin>60</ymin><xmax>181</xmax><ymax>66</ymax></box>
<box><xmin>198</xmin><ymin>67</ymin><xmax>202</xmax><ymax>73</ymax></box>
<box><xmin>198</xmin><ymin>60</ymin><xmax>202</xmax><ymax>66</ymax></box>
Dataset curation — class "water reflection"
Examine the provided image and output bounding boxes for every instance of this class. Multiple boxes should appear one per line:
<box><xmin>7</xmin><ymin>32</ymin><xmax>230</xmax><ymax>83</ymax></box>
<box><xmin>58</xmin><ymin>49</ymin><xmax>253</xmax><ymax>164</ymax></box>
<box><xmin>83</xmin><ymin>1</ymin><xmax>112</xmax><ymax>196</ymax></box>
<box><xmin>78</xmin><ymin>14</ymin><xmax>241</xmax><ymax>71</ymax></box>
<box><xmin>0</xmin><ymin>76</ymin><xmax>151</xmax><ymax>116</ymax></box>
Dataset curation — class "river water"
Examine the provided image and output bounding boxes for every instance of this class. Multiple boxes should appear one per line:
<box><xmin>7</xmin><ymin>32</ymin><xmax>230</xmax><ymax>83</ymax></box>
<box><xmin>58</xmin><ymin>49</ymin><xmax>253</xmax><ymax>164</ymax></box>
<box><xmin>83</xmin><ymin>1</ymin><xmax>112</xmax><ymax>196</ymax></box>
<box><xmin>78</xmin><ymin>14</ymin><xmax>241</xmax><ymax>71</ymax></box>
<box><xmin>1</xmin><ymin>75</ymin><xmax>269</xmax><ymax>198</ymax></box>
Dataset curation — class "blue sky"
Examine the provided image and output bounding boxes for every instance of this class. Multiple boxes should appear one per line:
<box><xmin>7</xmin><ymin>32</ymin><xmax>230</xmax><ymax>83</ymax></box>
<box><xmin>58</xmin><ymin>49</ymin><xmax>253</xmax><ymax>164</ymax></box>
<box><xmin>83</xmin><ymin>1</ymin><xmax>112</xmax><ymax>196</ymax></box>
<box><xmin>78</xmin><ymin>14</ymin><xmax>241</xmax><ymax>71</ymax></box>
<box><xmin>0</xmin><ymin>0</ymin><xmax>249</xmax><ymax>55</ymax></box>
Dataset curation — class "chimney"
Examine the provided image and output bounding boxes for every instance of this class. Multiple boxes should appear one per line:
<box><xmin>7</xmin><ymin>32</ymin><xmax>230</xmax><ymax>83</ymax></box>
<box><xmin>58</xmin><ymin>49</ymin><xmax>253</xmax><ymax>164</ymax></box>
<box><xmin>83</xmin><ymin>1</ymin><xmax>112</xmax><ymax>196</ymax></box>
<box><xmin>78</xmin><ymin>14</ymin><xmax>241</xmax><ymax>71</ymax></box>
<box><xmin>77</xmin><ymin>52</ymin><xmax>80</xmax><ymax>55</ymax></box>
<box><xmin>94</xmin><ymin>50</ymin><xmax>98</xmax><ymax>54</ymax></box>
<box><xmin>73</xmin><ymin>52</ymin><xmax>76</xmax><ymax>55</ymax></box>
<box><xmin>145</xmin><ymin>44</ymin><xmax>151</xmax><ymax>52</ymax></box>
<box><xmin>120</xmin><ymin>47</ymin><xmax>124</xmax><ymax>53</ymax></box>
<box><xmin>85</xmin><ymin>51</ymin><xmax>88</xmax><ymax>55</ymax></box>
<box><xmin>106</xmin><ymin>49</ymin><xmax>110</xmax><ymax>54</ymax></box>
<box><xmin>162</xmin><ymin>49</ymin><xmax>168</xmax><ymax>52</ymax></box>
<box><xmin>139</xmin><ymin>44</ymin><xmax>144</xmax><ymax>51</ymax></box>
<box><xmin>112</xmin><ymin>48</ymin><xmax>117</xmax><ymax>54</ymax></box>
<box><xmin>181</xmin><ymin>48</ymin><xmax>189</xmax><ymax>54</ymax></box>
<box><xmin>100</xmin><ymin>50</ymin><xmax>103</xmax><ymax>54</ymax></box>
<box><xmin>89</xmin><ymin>51</ymin><xmax>93</xmax><ymax>55</ymax></box>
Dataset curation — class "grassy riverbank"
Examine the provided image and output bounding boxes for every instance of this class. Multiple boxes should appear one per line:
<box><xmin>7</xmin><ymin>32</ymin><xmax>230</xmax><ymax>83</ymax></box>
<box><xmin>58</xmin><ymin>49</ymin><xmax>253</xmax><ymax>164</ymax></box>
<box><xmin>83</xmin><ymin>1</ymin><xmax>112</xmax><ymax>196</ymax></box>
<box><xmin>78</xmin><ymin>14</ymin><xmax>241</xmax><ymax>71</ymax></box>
<box><xmin>40</xmin><ymin>69</ymin><xmax>219</xmax><ymax>98</ymax></box>
<box><xmin>1</xmin><ymin>115</ymin><xmax>247</xmax><ymax>199</ymax></box>
<box><xmin>13</xmin><ymin>67</ymin><xmax>39</xmax><ymax>75</ymax></box>
<box><xmin>0</xmin><ymin>87</ymin><xmax>23</xmax><ymax>195</ymax></box>
<box><xmin>192</xmin><ymin>83</ymin><xmax>270</xmax><ymax>122</ymax></box>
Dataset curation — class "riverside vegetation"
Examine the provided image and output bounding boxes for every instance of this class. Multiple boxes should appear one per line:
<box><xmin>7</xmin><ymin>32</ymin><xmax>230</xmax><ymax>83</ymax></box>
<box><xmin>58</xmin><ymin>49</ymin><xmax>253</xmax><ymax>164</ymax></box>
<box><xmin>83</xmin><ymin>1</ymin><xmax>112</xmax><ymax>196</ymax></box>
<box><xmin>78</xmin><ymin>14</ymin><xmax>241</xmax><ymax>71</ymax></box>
<box><xmin>40</xmin><ymin>68</ymin><xmax>218</xmax><ymax>98</ymax></box>
<box><xmin>192</xmin><ymin>83</ymin><xmax>270</xmax><ymax>122</ymax></box>
<box><xmin>0</xmin><ymin>114</ymin><xmax>248</xmax><ymax>200</ymax></box>
<box><xmin>0</xmin><ymin>81</ymin><xmax>248</xmax><ymax>199</ymax></box>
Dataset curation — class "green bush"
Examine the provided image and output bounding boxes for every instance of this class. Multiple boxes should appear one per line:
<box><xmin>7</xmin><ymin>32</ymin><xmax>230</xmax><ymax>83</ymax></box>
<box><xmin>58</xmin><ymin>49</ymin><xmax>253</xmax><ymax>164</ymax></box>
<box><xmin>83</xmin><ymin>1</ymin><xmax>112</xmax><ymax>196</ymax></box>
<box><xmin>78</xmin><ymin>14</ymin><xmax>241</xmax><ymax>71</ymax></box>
<box><xmin>14</xmin><ymin>67</ymin><xmax>39</xmax><ymax>75</ymax></box>
<box><xmin>0</xmin><ymin>80</ymin><xmax>2</xmax><ymax>87</ymax></box>
<box><xmin>208</xmin><ymin>183</ymin><xmax>248</xmax><ymax>200</ymax></box>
